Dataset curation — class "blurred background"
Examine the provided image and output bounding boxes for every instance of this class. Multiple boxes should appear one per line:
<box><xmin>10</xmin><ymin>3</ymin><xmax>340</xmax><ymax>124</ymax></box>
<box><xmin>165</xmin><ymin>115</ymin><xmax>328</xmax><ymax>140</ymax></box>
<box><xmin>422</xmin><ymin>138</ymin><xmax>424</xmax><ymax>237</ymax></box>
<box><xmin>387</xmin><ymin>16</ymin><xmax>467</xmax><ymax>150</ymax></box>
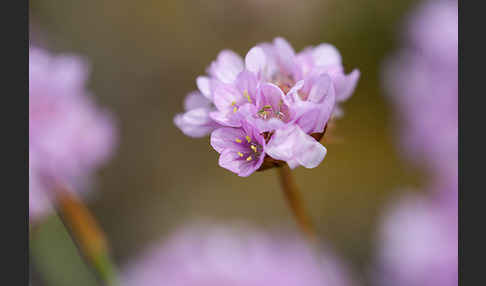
<box><xmin>30</xmin><ymin>0</ymin><xmax>427</xmax><ymax>285</ymax></box>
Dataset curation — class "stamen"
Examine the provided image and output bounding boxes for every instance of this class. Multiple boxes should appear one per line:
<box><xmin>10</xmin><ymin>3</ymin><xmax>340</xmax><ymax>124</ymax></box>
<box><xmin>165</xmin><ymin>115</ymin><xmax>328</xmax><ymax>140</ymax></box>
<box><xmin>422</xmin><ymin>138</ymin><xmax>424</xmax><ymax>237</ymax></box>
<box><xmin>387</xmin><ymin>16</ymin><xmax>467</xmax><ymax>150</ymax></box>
<box><xmin>233</xmin><ymin>106</ymin><xmax>238</xmax><ymax>113</ymax></box>
<box><xmin>231</xmin><ymin>101</ymin><xmax>236</xmax><ymax>106</ymax></box>
<box><xmin>235</xmin><ymin>138</ymin><xmax>242</xmax><ymax>143</ymax></box>
<box><xmin>245</xmin><ymin>135</ymin><xmax>251</xmax><ymax>143</ymax></box>
<box><xmin>263</xmin><ymin>105</ymin><xmax>273</xmax><ymax>110</ymax></box>
<box><xmin>246</xmin><ymin>156</ymin><xmax>252</xmax><ymax>161</ymax></box>
<box><xmin>237</xmin><ymin>152</ymin><xmax>244</xmax><ymax>157</ymax></box>
<box><xmin>250</xmin><ymin>145</ymin><xmax>257</xmax><ymax>152</ymax></box>
<box><xmin>244</xmin><ymin>90</ymin><xmax>252</xmax><ymax>103</ymax></box>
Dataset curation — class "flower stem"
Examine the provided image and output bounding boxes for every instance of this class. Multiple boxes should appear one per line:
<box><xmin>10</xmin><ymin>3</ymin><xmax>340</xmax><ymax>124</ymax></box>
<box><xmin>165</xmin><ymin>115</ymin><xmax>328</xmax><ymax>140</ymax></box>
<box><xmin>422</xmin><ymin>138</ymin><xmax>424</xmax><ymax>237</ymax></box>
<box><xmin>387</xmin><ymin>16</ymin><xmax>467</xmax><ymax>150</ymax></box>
<box><xmin>277</xmin><ymin>165</ymin><xmax>317</xmax><ymax>241</ymax></box>
<box><xmin>54</xmin><ymin>185</ymin><xmax>119</xmax><ymax>286</ymax></box>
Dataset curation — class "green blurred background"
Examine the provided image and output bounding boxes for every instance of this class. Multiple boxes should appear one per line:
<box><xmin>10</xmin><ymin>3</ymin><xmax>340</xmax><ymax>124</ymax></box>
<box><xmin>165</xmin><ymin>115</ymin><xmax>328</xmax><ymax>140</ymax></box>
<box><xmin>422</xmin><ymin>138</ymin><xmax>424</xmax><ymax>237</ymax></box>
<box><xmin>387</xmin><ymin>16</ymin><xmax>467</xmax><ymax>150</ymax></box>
<box><xmin>30</xmin><ymin>0</ymin><xmax>427</xmax><ymax>285</ymax></box>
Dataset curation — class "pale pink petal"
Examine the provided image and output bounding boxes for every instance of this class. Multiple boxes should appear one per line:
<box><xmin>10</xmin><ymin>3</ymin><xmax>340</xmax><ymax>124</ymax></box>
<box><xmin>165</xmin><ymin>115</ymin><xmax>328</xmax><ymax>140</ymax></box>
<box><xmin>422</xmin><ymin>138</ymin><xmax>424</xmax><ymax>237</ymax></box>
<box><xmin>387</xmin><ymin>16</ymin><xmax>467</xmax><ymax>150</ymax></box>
<box><xmin>293</xmin><ymin>105</ymin><xmax>321</xmax><ymax>134</ymax></box>
<box><xmin>235</xmin><ymin>71</ymin><xmax>258</xmax><ymax>103</ymax></box>
<box><xmin>207</xmin><ymin>50</ymin><xmax>244</xmax><ymax>83</ymax></box>
<box><xmin>273</xmin><ymin>37</ymin><xmax>301</xmax><ymax>79</ymax></box>
<box><xmin>312</xmin><ymin>43</ymin><xmax>342</xmax><ymax>67</ymax></box>
<box><xmin>334</xmin><ymin>69</ymin><xmax>360</xmax><ymax>102</ymax></box>
<box><xmin>210</xmin><ymin>127</ymin><xmax>247</xmax><ymax>153</ymax></box>
<box><xmin>274</xmin><ymin>37</ymin><xmax>296</xmax><ymax>65</ymax></box>
<box><xmin>266</xmin><ymin>125</ymin><xmax>327</xmax><ymax>169</ymax></box>
<box><xmin>257</xmin><ymin>83</ymin><xmax>285</xmax><ymax>111</ymax></box>
<box><xmin>218</xmin><ymin>149</ymin><xmax>262</xmax><ymax>177</ymax></box>
<box><xmin>308</xmin><ymin>74</ymin><xmax>333</xmax><ymax>103</ymax></box>
<box><xmin>253</xmin><ymin>117</ymin><xmax>286</xmax><ymax>133</ymax></box>
<box><xmin>218</xmin><ymin>149</ymin><xmax>242</xmax><ymax>174</ymax></box>
<box><xmin>184</xmin><ymin>91</ymin><xmax>211</xmax><ymax>111</ymax></box>
<box><xmin>174</xmin><ymin>108</ymin><xmax>216</xmax><ymax>138</ymax></box>
<box><xmin>285</xmin><ymin>80</ymin><xmax>305</xmax><ymax>104</ymax></box>
<box><xmin>212</xmin><ymin>81</ymin><xmax>242</xmax><ymax>112</ymax></box>
<box><xmin>196</xmin><ymin>76</ymin><xmax>212</xmax><ymax>99</ymax></box>
<box><xmin>314</xmin><ymin>89</ymin><xmax>336</xmax><ymax>133</ymax></box>
<box><xmin>245</xmin><ymin>46</ymin><xmax>267</xmax><ymax>75</ymax></box>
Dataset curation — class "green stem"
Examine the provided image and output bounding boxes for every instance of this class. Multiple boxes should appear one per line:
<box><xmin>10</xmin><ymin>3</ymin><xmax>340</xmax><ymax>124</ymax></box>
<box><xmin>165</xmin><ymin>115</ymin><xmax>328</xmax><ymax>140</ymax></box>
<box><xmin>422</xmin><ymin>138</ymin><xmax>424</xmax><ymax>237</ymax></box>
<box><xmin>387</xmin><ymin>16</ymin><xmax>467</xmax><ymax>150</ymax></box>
<box><xmin>277</xmin><ymin>165</ymin><xmax>317</xmax><ymax>241</ymax></box>
<box><xmin>54</xmin><ymin>184</ymin><xmax>119</xmax><ymax>286</ymax></box>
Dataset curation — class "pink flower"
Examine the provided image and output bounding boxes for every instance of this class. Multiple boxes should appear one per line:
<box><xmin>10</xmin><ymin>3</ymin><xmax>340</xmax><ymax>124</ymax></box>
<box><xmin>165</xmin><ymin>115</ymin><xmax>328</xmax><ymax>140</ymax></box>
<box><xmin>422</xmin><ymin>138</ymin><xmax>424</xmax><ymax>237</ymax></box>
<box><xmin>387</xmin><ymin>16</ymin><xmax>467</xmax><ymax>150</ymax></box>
<box><xmin>123</xmin><ymin>224</ymin><xmax>358</xmax><ymax>286</ymax></box>
<box><xmin>383</xmin><ymin>0</ymin><xmax>458</xmax><ymax>189</ymax></box>
<box><xmin>210</xmin><ymin>121</ymin><xmax>266</xmax><ymax>177</ymax></box>
<box><xmin>174</xmin><ymin>37</ymin><xmax>359</xmax><ymax>176</ymax></box>
<box><xmin>29</xmin><ymin>47</ymin><xmax>117</xmax><ymax>222</ymax></box>
<box><xmin>373</xmin><ymin>194</ymin><xmax>457</xmax><ymax>286</ymax></box>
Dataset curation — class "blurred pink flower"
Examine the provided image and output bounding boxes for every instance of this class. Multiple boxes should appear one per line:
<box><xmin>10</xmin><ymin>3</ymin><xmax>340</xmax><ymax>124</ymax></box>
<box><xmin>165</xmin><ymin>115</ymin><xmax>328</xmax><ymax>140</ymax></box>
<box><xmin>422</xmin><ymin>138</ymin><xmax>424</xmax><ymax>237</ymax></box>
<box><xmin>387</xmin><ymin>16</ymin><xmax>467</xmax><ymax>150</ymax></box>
<box><xmin>175</xmin><ymin>37</ymin><xmax>359</xmax><ymax>176</ymax></box>
<box><xmin>123</xmin><ymin>225</ymin><xmax>358</xmax><ymax>286</ymax></box>
<box><xmin>376</xmin><ymin>2</ymin><xmax>458</xmax><ymax>284</ymax></box>
<box><xmin>29</xmin><ymin>47</ymin><xmax>117</xmax><ymax>221</ymax></box>
<box><xmin>374</xmin><ymin>194</ymin><xmax>457</xmax><ymax>286</ymax></box>
<box><xmin>383</xmin><ymin>0</ymin><xmax>458</xmax><ymax>189</ymax></box>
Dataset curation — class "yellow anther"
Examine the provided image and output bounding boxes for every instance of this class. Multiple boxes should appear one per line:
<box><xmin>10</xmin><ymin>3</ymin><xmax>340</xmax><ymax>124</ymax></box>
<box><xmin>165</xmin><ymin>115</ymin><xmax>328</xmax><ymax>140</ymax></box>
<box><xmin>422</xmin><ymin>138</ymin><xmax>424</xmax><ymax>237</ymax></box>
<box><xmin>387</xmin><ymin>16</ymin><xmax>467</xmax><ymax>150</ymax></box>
<box><xmin>246</xmin><ymin>156</ymin><xmax>252</xmax><ymax>161</ymax></box>
<box><xmin>231</xmin><ymin>101</ymin><xmax>237</xmax><ymax>106</ymax></box>
<box><xmin>250</xmin><ymin>145</ymin><xmax>257</xmax><ymax>152</ymax></box>
<box><xmin>237</xmin><ymin>152</ymin><xmax>244</xmax><ymax>157</ymax></box>
<box><xmin>263</xmin><ymin>105</ymin><xmax>272</xmax><ymax>110</ymax></box>
<box><xmin>233</xmin><ymin>106</ymin><xmax>238</xmax><ymax>113</ymax></box>
<box><xmin>245</xmin><ymin>135</ymin><xmax>251</xmax><ymax>143</ymax></box>
<box><xmin>235</xmin><ymin>138</ymin><xmax>242</xmax><ymax>143</ymax></box>
<box><xmin>244</xmin><ymin>90</ymin><xmax>252</xmax><ymax>103</ymax></box>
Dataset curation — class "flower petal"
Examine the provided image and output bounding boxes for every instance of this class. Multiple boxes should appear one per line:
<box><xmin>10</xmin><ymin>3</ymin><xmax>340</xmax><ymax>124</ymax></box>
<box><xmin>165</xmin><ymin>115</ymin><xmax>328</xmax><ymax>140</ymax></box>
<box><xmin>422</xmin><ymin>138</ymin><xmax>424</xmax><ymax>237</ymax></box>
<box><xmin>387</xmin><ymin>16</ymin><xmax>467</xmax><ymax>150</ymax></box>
<box><xmin>307</xmin><ymin>74</ymin><xmax>333</xmax><ymax>103</ymax></box>
<box><xmin>237</xmin><ymin>104</ymin><xmax>283</xmax><ymax>133</ymax></box>
<box><xmin>184</xmin><ymin>91</ymin><xmax>212</xmax><ymax>111</ymax></box>
<box><xmin>293</xmin><ymin>104</ymin><xmax>321</xmax><ymax>133</ymax></box>
<box><xmin>235</xmin><ymin>71</ymin><xmax>258</xmax><ymax>103</ymax></box>
<box><xmin>218</xmin><ymin>149</ymin><xmax>262</xmax><ymax>177</ymax></box>
<box><xmin>266</xmin><ymin>125</ymin><xmax>327</xmax><ymax>169</ymax></box>
<box><xmin>196</xmin><ymin>76</ymin><xmax>212</xmax><ymax>99</ymax></box>
<box><xmin>212</xmin><ymin>81</ymin><xmax>243</xmax><ymax>112</ymax></box>
<box><xmin>207</xmin><ymin>50</ymin><xmax>244</xmax><ymax>83</ymax></box>
<box><xmin>174</xmin><ymin>108</ymin><xmax>217</xmax><ymax>138</ymax></box>
<box><xmin>273</xmin><ymin>37</ymin><xmax>301</xmax><ymax>79</ymax></box>
<box><xmin>245</xmin><ymin>46</ymin><xmax>267</xmax><ymax>75</ymax></box>
<box><xmin>335</xmin><ymin>69</ymin><xmax>360</xmax><ymax>102</ymax></box>
<box><xmin>312</xmin><ymin>43</ymin><xmax>342</xmax><ymax>67</ymax></box>
<box><xmin>209</xmin><ymin>111</ymin><xmax>241</xmax><ymax>127</ymax></box>
<box><xmin>218</xmin><ymin>149</ymin><xmax>242</xmax><ymax>174</ymax></box>
<box><xmin>210</xmin><ymin>127</ymin><xmax>247</xmax><ymax>153</ymax></box>
<box><xmin>284</xmin><ymin>80</ymin><xmax>305</xmax><ymax>105</ymax></box>
<box><xmin>257</xmin><ymin>83</ymin><xmax>285</xmax><ymax>111</ymax></box>
<box><xmin>274</xmin><ymin>37</ymin><xmax>296</xmax><ymax>67</ymax></box>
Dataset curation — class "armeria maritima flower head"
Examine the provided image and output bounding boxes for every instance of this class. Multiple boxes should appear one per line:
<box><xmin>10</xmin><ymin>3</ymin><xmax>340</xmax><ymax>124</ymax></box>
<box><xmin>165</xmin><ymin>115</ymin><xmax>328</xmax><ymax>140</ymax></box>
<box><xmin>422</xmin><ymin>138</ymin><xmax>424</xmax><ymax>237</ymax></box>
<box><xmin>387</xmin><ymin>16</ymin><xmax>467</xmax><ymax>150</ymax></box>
<box><xmin>29</xmin><ymin>47</ymin><xmax>117</xmax><ymax>222</ymax></box>
<box><xmin>174</xmin><ymin>37</ymin><xmax>360</xmax><ymax>176</ymax></box>
<box><xmin>122</xmin><ymin>224</ymin><xmax>358</xmax><ymax>286</ymax></box>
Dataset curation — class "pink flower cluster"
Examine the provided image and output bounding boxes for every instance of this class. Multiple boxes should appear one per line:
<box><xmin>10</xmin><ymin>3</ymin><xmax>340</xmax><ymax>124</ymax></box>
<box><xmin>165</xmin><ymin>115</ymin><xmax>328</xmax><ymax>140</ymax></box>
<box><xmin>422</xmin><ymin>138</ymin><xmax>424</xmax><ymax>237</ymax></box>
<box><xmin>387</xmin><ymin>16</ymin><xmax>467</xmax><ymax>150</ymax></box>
<box><xmin>375</xmin><ymin>1</ymin><xmax>458</xmax><ymax>285</ymax></box>
<box><xmin>374</xmin><ymin>194</ymin><xmax>457</xmax><ymax>286</ymax></box>
<box><xmin>384</xmin><ymin>0</ymin><xmax>458</xmax><ymax>187</ymax></box>
<box><xmin>123</xmin><ymin>225</ymin><xmax>358</xmax><ymax>286</ymax></box>
<box><xmin>175</xmin><ymin>37</ymin><xmax>359</xmax><ymax>176</ymax></box>
<box><xmin>29</xmin><ymin>47</ymin><xmax>117</xmax><ymax>222</ymax></box>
